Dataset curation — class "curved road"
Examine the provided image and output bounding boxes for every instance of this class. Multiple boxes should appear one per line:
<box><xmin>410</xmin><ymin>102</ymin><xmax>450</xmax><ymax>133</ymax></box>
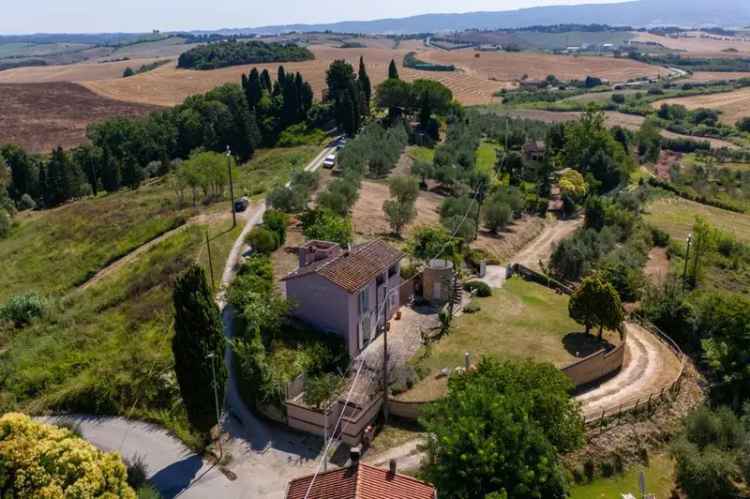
<box><xmin>46</xmin><ymin>145</ymin><xmax>337</xmax><ymax>499</ymax></box>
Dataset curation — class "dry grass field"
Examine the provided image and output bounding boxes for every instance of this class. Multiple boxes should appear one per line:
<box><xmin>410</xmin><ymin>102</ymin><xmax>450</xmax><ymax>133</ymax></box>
<box><xmin>418</xmin><ymin>48</ymin><xmax>668</xmax><ymax>82</ymax></box>
<box><xmin>645</xmin><ymin>195</ymin><xmax>750</xmax><ymax>244</ymax></box>
<box><xmin>683</xmin><ymin>71</ymin><xmax>750</xmax><ymax>83</ymax></box>
<box><xmin>0</xmin><ymin>82</ymin><xmax>162</xmax><ymax>152</ymax></box>
<box><xmin>79</xmin><ymin>45</ymin><xmax>513</xmax><ymax>107</ymax></box>
<box><xmin>1</xmin><ymin>42</ymin><xmax>667</xmax><ymax>108</ymax></box>
<box><xmin>633</xmin><ymin>32</ymin><xmax>750</xmax><ymax>57</ymax></box>
<box><xmin>651</xmin><ymin>87</ymin><xmax>750</xmax><ymax>125</ymax></box>
<box><xmin>0</xmin><ymin>57</ymin><xmax>172</xmax><ymax>83</ymax></box>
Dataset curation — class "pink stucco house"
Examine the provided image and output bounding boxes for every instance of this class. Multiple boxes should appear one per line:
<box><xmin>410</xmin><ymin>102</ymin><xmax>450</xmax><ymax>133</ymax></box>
<box><xmin>282</xmin><ymin>239</ymin><xmax>404</xmax><ymax>357</ymax></box>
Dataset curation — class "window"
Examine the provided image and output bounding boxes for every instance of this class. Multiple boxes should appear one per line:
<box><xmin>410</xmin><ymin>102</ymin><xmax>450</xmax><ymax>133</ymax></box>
<box><xmin>376</xmin><ymin>274</ymin><xmax>385</xmax><ymax>286</ymax></box>
<box><xmin>358</xmin><ymin>288</ymin><xmax>369</xmax><ymax>314</ymax></box>
<box><xmin>388</xmin><ymin>264</ymin><xmax>398</xmax><ymax>278</ymax></box>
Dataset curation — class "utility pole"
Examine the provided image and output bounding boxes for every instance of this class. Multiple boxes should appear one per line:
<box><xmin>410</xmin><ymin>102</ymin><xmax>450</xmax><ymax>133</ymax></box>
<box><xmin>207</xmin><ymin>352</ymin><xmax>222</xmax><ymax>458</ymax></box>
<box><xmin>206</xmin><ymin>231</ymin><xmax>215</xmax><ymax>292</ymax></box>
<box><xmin>682</xmin><ymin>233</ymin><xmax>693</xmax><ymax>290</ymax></box>
<box><xmin>382</xmin><ymin>290</ymin><xmax>390</xmax><ymax>424</ymax></box>
<box><xmin>226</xmin><ymin>145</ymin><xmax>236</xmax><ymax>228</ymax></box>
<box><xmin>323</xmin><ymin>403</ymin><xmax>328</xmax><ymax>471</ymax></box>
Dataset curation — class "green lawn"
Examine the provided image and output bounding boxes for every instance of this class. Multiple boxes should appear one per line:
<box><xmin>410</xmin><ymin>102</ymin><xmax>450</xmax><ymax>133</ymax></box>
<box><xmin>570</xmin><ymin>454</ymin><xmax>675</xmax><ymax>499</ymax></box>
<box><xmin>407</xmin><ymin>146</ymin><xmax>435</xmax><ymax>164</ymax></box>
<box><xmin>644</xmin><ymin>195</ymin><xmax>750</xmax><ymax>244</ymax></box>
<box><xmin>476</xmin><ymin>141</ymin><xmax>497</xmax><ymax>175</ymax></box>
<box><xmin>400</xmin><ymin>279</ymin><xmax>618</xmax><ymax>401</ymax></box>
<box><xmin>234</xmin><ymin>145</ymin><xmax>321</xmax><ymax>200</ymax></box>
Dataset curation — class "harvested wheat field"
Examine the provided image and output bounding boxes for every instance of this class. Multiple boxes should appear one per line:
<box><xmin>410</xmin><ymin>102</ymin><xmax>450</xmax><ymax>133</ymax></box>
<box><xmin>0</xmin><ymin>82</ymin><xmax>162</xmax><ymax>152</ymax></box>
<box><xmin>683</xmin><ymin>71</ymin><xmax>750</xmax><ymax>83</ymax></box>
<box><xmin>634</xmin><ymin>32</ymin><xmax>750</xmax><ymax>57</ymax></box>
<box><xmin>651</xmin><ymin>87</ymin><xmax>750</xmax><ymax>125</ymax></box>
<box><xmin>417</xmin><ymin>48</ymin><xmax>667</xmax><ymax>82</ymax></box>
<box><xmin>0</xmin><ymin>57</ymin><xmax>174</xmax><ymax>83</ymax></box>
<box><xmin>80</xmin><ymin>45</ymin><xmax>511</xmax><ymax>107</ymax></box>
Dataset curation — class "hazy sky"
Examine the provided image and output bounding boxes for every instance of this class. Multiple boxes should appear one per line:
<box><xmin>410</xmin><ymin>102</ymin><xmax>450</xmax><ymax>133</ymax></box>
<box><xmin>3</xmin><ymin>0</ymin><xmax>628</xmax><ymax>34</ymax></box>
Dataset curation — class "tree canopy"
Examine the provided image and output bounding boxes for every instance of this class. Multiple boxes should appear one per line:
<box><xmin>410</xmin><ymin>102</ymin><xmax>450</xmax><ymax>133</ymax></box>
<box><xmin>420</xmin><ymin>358</ymin><xmax>584</xmax><ymax>499</ymax></box>
<box><xmin>177</xmin><ymin>40</ymin><xmax>313</xmax><ymax>70</ymax></box>
<box><xmin>0</xmin><ymin>413</ymin><xmax>135</xmax><ymax>498</ymax></box>
<box><xmin>568</xmin><ymin>273</ymin><xmax>625</xmax><ymax>337</ymax></box>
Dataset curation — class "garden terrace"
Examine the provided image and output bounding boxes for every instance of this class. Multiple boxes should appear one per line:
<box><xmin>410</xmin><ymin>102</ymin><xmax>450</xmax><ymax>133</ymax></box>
<box><xmin>397</xmin><ymin>278</ymin><xmax>622</xmax><ymax>402</ymax></box>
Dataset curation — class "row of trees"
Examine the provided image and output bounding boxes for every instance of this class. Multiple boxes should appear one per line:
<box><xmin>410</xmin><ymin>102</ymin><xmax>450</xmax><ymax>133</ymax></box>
<box><xmin>241</xmin><ymin>66</ymin><xmax>314</xmax><ymax>146</ymax></box>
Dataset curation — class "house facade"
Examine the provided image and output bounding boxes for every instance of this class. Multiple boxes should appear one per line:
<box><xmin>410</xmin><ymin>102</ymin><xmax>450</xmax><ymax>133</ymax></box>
<box><xmin>283</xmin><ymin>240</ymin><xmax>404</xmax><ymax>357</ymax></box>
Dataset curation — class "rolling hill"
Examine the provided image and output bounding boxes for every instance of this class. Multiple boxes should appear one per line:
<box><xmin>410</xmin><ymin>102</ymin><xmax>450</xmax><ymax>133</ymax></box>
<box><xmin>234</xmin><ymin>0</ymin><xmax>750</xmax><ymax>35</ymax></box>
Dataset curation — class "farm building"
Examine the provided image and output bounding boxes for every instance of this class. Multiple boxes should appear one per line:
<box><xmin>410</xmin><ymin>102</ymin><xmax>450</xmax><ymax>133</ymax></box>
<box><xmin>283</xmin><ymin>239</ymin><xmax>404</xmax><ymax>357</ymax></box>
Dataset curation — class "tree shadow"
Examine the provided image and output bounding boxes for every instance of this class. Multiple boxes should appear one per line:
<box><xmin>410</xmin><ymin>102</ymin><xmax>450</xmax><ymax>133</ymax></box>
<box><xmin>562</xmin><ymin>332</ymin><xmax>615</xmax><ymax>359</ymax></box>
<box><xmin>150</xmin><ymin>455</ymin><xmax>204</xmax><ymax>499</ymax></box>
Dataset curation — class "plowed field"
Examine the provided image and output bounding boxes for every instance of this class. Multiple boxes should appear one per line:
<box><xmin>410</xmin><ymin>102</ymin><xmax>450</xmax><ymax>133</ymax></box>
<box><xmin>0</xmin><ymin>82</ymin><xmax>161</xmax><ymax>152</ymax></box>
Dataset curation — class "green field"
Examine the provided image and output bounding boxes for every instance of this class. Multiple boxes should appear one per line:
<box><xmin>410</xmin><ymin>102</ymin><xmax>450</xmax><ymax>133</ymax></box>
<box><xmin>570</xmin><ymin>454</ymin><xmax>675</xmax><ymax>499</ymax></box>
<box><xmin>0</xmin><ymin>146</ymin><xmax>320</xmax><ymax>447</ymax></box>
<box><xmin>407</xmin><ymin>146</ymin><xmax>435</xmax><ymax>164</ymax></box>
<box><xmin>476</xmin><ymin>141</ymin><xmax>497</xmax><ymax>175</ymax></box>
<box><xmin>644</xmin><ymin>195</ymin><xmax>750</xmax><ymax>244</ymax></box>
<box><xmin>0</xmin><ymin>146</ymin><xmax>319</xmax><ymax>303</ymax></box>
<box><xmin>400</xmin><ymin>279</ymin><xmax>619</xmax><ymax>401</ymax></box>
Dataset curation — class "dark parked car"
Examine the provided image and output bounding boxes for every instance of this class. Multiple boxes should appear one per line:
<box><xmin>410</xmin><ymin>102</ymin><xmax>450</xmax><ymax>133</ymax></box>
<box><xmin>234</xmin><ymin>197</ymin><xmax>250</xmax><ymax>212</ymax></box>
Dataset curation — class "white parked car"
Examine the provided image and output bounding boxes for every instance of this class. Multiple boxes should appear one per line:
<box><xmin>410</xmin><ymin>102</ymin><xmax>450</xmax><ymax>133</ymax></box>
<box><xmin>323</xmin><ymin>154</ymin><xmax>337</xmax><ymax>169</ymax></box>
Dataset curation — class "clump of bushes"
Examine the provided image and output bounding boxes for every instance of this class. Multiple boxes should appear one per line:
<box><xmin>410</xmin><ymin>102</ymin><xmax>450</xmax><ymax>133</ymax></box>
<box><xmin>464</xmin><ymin>281</ymin><xmax>492</xmax><ymax>297</ymax></box>
<box><xmin>0</xmin><ymin>292</ymin><xmax>46</xmax><ymax>327</ymax></box>
<box><xmin>247</xmin><ymin>227</ymin><xmax>278</xmax><ymax>254</ymax></box>
<box><xmin>464</xmin><ymin>301</ymin><xmax>482</xmax><ymax>314</ymax></box>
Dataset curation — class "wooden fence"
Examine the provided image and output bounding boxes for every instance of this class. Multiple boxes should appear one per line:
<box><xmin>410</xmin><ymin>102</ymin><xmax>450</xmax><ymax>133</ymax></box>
<box><xmin>511</xmin><ymin>263</ymin><xmax>575</xmax><ymax>295</ymax></box>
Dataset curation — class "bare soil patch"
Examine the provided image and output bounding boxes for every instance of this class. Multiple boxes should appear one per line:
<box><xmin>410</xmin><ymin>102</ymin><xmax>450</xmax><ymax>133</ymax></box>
<box><xmin>472</xmin><ymin>215</ymin><xmax>548</xmax><ymax>265</ymax></box>
<box><xmin>0</xmin><ymin>82</ymin><xmax>162</xmax><ymax>153</ymax></box>
<box><xmin>351</xmin><ymin>181</ymin><xmax>442</xmax><ymax>239</ymax></box>
<box><xmin>683</xmin><ymin>71</ymin><xmax>750</xmax><ymax>83</ymax></box>
<box><xmin>644</xmin><ymin>247</ymin><xmax>670</xmax><ymax>286</ymax></box>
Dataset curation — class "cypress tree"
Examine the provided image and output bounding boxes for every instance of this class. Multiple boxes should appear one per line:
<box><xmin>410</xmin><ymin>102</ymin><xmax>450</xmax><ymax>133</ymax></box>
<box><xmin>172</xmin><ymin>264</ymin><xmax>227</xmax><ymax>432</ymax></box>
<box><xmin>246</xmin><ymin>68</ymin><xmax>262</xmax><ymax>109</ymax></box>
<box><xmin>101</xmin><ymin>155</ymin><xmax>121</xmax><ymax>193</ymax></box>
<box><xmin>358</xmin><ymin>56</ymin><xmax>371</xmax><ymax>115</ymax></box>
<box><xmin>277</xmin><ymin>65</ymin><xmax>286</xmax><ymax>87</ymax></box>
<box><xmin>121</xmin><ymin>157</ymin><xmax>144</xmax><ymax>189</ymax></box>
<box><xmin>388</xmin><ymin>59</ymin><xmax>399</xmax><ymax>80</ymax></box>
<box><xmin>260</xmin><ymin>69</ymin><xmax>272</xmax><ymax>92</ymax></box>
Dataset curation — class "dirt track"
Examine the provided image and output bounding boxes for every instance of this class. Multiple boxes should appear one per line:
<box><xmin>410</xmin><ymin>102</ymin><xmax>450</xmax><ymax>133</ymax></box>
<box><xmin>513</xmin><ymin>217</ymin><xmax>583</xmax><ymax>270</ymax></box>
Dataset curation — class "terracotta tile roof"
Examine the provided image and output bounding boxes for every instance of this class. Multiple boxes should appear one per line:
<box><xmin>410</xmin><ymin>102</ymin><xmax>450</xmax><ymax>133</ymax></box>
<box><xmin>283</xmin><ymin>240</ymin><xmax>404</xmax><ymax>294</ymax></box>
<box><xmin>286</xmin><ymin>463</ymin><xmax>436</xmax><ymax>499</ymax></box>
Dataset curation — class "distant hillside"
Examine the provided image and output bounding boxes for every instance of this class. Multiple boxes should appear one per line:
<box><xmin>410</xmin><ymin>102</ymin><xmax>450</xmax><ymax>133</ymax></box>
<box><xmin>234</xmin><ymin>0</ymin><xmax>750</xmax><ymax>35</ymax></box>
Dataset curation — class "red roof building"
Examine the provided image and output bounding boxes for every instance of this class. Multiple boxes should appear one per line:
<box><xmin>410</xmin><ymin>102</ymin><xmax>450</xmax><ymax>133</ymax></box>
<box><xmin>286</xmin><ymin>462</ymin><xmax>437</xmax><ymax>499</ymax></box>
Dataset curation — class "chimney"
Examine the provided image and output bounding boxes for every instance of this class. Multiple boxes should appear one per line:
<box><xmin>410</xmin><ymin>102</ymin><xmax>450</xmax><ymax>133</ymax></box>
<box><xmin>350</xmin><ymin>446</ymin><xmax>361</xmax><ymax>465</ymax></box>
<box><xmin>388</xmin><ymin>459</ymin><xmax>397</xmax><ymax>475</ymax></box>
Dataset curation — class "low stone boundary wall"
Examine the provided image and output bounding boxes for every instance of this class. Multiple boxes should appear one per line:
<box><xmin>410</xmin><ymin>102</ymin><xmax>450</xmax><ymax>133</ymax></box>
<box><xmin>388</xmin><ymin>398</ymin><xmax>427</xmax><ymax>420</ymax></box>
<box><xmin>561</xmin><ymin>341</ymin><xmax>626</xmax><ymax>388</ymax></box>
<box><xmin>286</xmin><ymin>396</ymin><xmax>383</xmax><ymax>446</ymax></box>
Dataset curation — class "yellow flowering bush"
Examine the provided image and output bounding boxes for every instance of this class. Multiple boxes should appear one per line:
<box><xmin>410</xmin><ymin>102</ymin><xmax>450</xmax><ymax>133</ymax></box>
<box><xmin>0</xmin><ymin>413</ymin><xmax>136</xmax><ymax>498</ymax></box>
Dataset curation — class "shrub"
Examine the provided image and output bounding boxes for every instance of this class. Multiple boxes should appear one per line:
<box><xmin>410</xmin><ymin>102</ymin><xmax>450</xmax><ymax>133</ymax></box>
<box><xmin>611</xmin><ymin>94</ymin><xmax>626</xmax><ymax>104</ymax></box>
<box><xmin>600</xmin><ymin>461</ymin><xmax>614</xmax><ymax>477</ymax></box>
<box><xmin>300</xmin><ymin>209</ymin><xmax>352</xmax><ymax>246</ymax></box>
<box><xmin>303</xmin><ymin>373</ymin><xmax>342</xmax><ymax>409</ymax></box>
<box><xmin>136</xmin><ymin>484</ymin><xmax>162</xmax><ymax>499</ymax></box>
<box><xmin>651</xmin><ymin>226</ymin><xmax>671</xmax><ymax>247</ymax></box>
<box><xmin>18</xmin><ymin>193</ymin><xmax>36</xmax><ymax>211</ymax></box>
<box><xmin>263</xmin><ymin>209</ymin><xmax>289</xmax><ymax>246</ymax></box>
<box><xmin>247</xmin><ymin>227</ymin><xmax>278</xmax><ymax>255</ymax></box>
<box><xmin>126</xmin><ymin>455</ymin><xmax>148</xmax><ymax>490</ymax></box>
<box><xmin>390</xmin><ymin>365</ymin><xmax>419</xmax><ymax>395</ymax></box>
<box><xmin>464</xmin><ymin>301</ymin><xmax>481</xmax><ymax>314</ymax></box>
<box><xmin>0</xmin><ymin>292</ymin><xmax>46</xmax><ymax>327</ymax></box>
<box><xmin>483</xmin><ymin>201</ymin><xmax>512</xmax><ymax>233</ymax></box>
<box><xmin>0</xmin><ymin>413</ymin><xmax>135</xmax><ymax>498</ymax></box>
<box><xmin>464</xmin><ymin>281</ymin><xmax>492</xmax><ymax>297</ymax></box>
<box><xmin>583</xmin><ymin>458</ymin><xmax>596</xmax><ymax>482</ymax></box>
<box><xmin>0</xmin><ymin>209</ymin><xmax>10</xmax><ymax>238</ymax></box>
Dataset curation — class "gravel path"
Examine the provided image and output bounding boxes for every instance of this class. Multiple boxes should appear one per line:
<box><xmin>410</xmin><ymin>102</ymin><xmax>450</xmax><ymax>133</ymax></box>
<box><xmin>512</xmin><ymin>217</ymin><xmax>583</xmax><ymax>271</ymax></box>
